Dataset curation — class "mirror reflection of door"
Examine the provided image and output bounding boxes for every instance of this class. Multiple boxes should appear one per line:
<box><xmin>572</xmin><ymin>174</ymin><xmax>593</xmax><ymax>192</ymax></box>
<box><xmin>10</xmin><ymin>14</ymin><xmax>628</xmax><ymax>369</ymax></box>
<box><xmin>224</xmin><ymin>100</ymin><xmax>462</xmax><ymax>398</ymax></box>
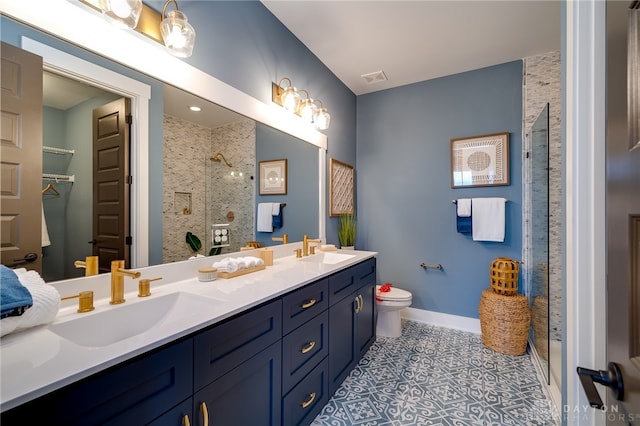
<box><xmin>41</xmin><ymin>70</ymin><xmax>124</xmax><ymax>281</ymax></box>
<box><xmin>0</xmin><ymin>42</ymin><xmax>43</xmax><ymax>273</ymax></box>
<box><xmin>92</xmin><ymin>97</ymin><xmax>131</xmax><ymax>273</ymax></box>
<box><xmin>605</xmin><ymin>1</ymin><xmax>640</xmax><ymax>421</ymax></box>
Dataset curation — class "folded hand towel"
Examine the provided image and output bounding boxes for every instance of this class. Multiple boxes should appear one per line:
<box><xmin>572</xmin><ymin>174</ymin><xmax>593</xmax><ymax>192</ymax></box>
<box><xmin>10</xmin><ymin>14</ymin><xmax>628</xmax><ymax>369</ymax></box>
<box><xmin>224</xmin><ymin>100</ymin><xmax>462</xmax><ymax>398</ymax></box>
<box><xmin>257</xmin><ymin>203</ymin><xmax>274</xmax><ymax>233</ymax></box>
<box><xmin>1</xmin><ymin>268</ymin><xmax>60</xmax><ymax>337</ymax></box>
<box><xmin>0</xmin><ymin>265</ymin><xmax>33</xmax><ymax>319</ymax></box>
<box><xmin>472</xmin><ymin>198</ymin><xmax>507</xmax><ymax>242</ymax></box>
<box><xmin>456</xmin><ymin>199</ymin><xmax>471</xmax><ymax>217</ymax></box>
<box><xmin>456</xmin><ymin>216</ymin><xmax>472</xmax><ymax>234</ymax></box>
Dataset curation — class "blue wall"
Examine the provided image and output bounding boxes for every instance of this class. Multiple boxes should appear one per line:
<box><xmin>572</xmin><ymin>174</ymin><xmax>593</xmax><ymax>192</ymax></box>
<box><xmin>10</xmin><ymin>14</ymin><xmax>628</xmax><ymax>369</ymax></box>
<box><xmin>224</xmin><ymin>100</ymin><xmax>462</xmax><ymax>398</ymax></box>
<box><xmin>356</xmin><ymin>62</ymin><xmax>523</xmax><ymax>319</ymax></box>
<box><xmin>255</xmin><ymin>124</ymin><xmax>319</xmax><ymax>247</ymax></box>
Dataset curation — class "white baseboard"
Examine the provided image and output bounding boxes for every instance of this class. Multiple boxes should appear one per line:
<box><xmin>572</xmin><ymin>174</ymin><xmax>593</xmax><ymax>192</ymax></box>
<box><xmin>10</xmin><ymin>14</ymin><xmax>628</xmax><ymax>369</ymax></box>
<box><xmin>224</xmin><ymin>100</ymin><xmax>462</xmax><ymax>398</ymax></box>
<box><xmin>401</xmin><ymin>307</ymin><xmax>481</xmax><ymax>334</ymax></box>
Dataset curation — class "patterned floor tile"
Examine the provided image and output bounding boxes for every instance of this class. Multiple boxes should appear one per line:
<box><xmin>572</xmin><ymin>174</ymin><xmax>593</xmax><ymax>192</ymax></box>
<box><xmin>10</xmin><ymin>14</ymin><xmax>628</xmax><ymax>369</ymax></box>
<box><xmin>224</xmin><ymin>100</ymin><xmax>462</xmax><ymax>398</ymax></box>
<box><xmin>312</xmin><ymin>320</ymin><xmax>557</xmax><ymax>426</ymax></box>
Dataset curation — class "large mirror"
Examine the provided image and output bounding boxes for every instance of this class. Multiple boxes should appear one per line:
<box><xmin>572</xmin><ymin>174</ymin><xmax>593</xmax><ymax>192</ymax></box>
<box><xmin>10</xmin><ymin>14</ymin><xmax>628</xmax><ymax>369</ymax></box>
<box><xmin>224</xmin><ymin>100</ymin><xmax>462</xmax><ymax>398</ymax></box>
<box><xmin>4</xmin><ymin>3</ymin><xmax>327</xmax><ymax>282</ymax></box>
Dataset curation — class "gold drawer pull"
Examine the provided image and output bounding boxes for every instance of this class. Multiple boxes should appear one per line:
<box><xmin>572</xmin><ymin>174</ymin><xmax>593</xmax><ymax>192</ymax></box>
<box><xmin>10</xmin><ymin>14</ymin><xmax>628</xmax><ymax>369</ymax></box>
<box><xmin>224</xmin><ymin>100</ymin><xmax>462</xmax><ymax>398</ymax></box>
<box><xmin>301</xmin><ymin>392</ymin><xmax>316</xmax><ymax>409</ymax></box>
<box><xmin>301</xmin><ymin>340</ymin><xmax>316</xmax><ymax>354</ymax></box>
<box><xmin>301</xmin><ymin>299</ymin><xmax>317</xmax><ymax>309</ymax></box>
<box><xmin>200</xmin><ymin>402</ymin><xmax>209</xmax><ymax>426</ymax></box>
<box><xmin>182</xmin><ymin>414</ymin><xmax>191</xmax><ymax>426</ymax></box>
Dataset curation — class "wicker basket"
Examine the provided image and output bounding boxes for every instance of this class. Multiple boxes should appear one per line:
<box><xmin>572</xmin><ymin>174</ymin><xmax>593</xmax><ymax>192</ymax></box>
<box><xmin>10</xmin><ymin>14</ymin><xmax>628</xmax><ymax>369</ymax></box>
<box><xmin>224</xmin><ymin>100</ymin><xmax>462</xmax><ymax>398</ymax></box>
<box><xmin>479</xmin><ymin>289</ymin><xmax>531</xmax><ymax>355</ymax></box>
<box><xmin>490</xmin><ymin>257</ymin><xmax>520</xmax><ymax>295</ymax></box>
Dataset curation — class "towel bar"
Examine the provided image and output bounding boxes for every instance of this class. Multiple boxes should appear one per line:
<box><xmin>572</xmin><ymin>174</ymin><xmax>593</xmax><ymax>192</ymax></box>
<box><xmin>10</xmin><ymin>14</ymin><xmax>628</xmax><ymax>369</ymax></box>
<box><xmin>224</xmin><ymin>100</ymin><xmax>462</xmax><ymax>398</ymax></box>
<box><xmin>452</xmin><ymin>198</ymin><xmax>509</xmax><ymax>204</ymax></box>
<box><xmin>420</xmin><ymin>262</ymin><xmax>442</xmax><ymax>270</ymax></box>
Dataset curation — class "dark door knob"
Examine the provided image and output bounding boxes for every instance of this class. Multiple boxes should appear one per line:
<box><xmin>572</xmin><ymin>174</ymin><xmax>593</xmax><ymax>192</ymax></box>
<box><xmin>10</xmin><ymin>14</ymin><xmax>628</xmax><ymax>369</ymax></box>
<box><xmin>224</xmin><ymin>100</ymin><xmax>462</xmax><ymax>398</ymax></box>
<box><xmin>88</xmin><ymin>240</ymin><xmax>97</xmax><ymax>245</ymax></box>
<box><xmin>10</xmin><ymin>252</ymin><xmax>38</xmax><ymax>266</ymax></box>
<box><xmin>577</xmin><ymin>362</ymin><xmax>624</xmax><ymax>410</ymax></box>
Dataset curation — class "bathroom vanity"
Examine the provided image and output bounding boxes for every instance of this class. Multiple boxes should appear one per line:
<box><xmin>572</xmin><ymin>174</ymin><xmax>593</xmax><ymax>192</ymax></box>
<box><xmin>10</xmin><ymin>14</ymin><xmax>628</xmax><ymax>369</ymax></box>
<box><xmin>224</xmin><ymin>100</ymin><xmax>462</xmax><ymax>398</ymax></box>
<box><xmin>0</xmin><ymin>247</ymin><xmax>377</xmax><ymax>425</ymax></box>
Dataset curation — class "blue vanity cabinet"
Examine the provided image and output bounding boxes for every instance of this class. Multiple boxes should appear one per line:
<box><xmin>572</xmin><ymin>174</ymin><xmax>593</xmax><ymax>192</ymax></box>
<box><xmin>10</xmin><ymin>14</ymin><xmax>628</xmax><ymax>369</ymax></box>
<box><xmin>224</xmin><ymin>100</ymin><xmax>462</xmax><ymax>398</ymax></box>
<box><xmin>0</xmin><ymin>338</ymin><xmax>194</xmax><ymax>426</ymax></box>
<box><xmin>328</xmin><ymin>257</ymin><xmax>377</xmax><ymax>395</ymax></box>
<box><xmin>192</xmin><ymin>299</ymin><xmax>283</xmax><ymax>426</ymax></box>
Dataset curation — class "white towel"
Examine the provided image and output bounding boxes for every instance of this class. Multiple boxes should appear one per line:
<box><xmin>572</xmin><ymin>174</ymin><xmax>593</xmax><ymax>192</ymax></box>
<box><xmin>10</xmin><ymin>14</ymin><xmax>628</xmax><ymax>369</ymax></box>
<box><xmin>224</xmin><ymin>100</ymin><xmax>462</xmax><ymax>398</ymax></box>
<box><xmin>472</xmin><ymin>198</ymin><xmax>507</xmax><ymax>242</ymax></box>
<box><xmin>1</xmin><ymin>268</ymin><xmax>60</xmax><ymax>337</ymax></box>
<box><xmin>271</xmin><ymin>203</ymin><xmax>280</xmax><ymax>216</ymax></box>
<box><xmin>42</xmin><ymin>206</ymin><xmax>51</xmax><ymax>247</ymax></box>
<box><xmin>257</xmin><ymin>203</ymin><xmax>274</xmax><ymax>233</ymax></box>
<box><xmin>456</xmin><ymin>199</ymin><xmax>471</xmax><ymax>217</ymax></box>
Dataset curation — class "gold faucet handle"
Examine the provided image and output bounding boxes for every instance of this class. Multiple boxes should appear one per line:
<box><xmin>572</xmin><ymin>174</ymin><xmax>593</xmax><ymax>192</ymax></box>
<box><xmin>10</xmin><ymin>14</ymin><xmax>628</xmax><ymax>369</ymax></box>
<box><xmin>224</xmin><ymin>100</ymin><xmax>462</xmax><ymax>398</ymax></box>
<box><xmin>272</xmin><ymin>233</ymin><xmax>289</xmax><ymax>244</ymax></box>
<box><xmin>309</xmin><ymin>245</ymin><xmax>317</xmax><ymax>255</ymax></box>
<box><xmin>138</xmin><ymin>277</ymin><xmax>162</xmax><ymax>297</ymax></box>
<box><xmin>294</xmin><ymin>248</ymin><xmax>302</xmax><ymax>258</ymax></box>
<box><xmin>61</xmin><ymin>291</ymin><xmax>95</xmax><ymax>313</ymax></box>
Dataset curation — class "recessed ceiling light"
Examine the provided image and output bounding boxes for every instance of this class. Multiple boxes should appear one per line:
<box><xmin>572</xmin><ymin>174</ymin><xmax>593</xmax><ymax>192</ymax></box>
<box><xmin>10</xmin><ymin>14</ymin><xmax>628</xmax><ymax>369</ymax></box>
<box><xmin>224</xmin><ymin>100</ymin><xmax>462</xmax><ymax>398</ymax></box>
<box><xmin>189</xmin><ymin>106</ymin><xmax>202</xmax><ymax>112</ymax></box>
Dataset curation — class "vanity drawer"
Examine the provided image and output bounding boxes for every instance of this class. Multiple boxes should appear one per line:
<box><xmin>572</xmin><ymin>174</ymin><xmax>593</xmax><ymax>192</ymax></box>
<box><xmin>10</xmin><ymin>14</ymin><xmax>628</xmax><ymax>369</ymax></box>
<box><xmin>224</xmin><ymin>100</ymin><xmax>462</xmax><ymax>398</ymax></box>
<box><xmin>282</xmin><ymin>357</ymin><xmax>329</xmax><ymax>426</ymax></box>
<box><xmin>282</xmin><ymin>278</ymin><xmax>328</xmax><ymax>335</ymax></box>
<box><xmin>282</xmin><ymin>310</ymin><xmax>328</xmax><ymax>393</ymax></box>
<box><xmin>356</xmin><ymin>257</ymin><xmax>376</xmax><ymax>288</ymax></box>
<box><xmin>328</xmin><ymin>266</ymin><xmax>357</xmax><ymax>305</ymax></box>
<box><xmin>194</xmin><ymin>299</ymin><xmax>282</xmax><ymax>390</ymax></box>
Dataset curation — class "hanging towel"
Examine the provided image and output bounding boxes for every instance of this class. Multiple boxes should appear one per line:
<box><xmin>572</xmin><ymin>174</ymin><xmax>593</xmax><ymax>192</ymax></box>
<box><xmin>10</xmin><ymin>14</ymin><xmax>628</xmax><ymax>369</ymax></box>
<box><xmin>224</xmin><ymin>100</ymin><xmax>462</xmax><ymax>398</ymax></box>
<box><xmin>42</xmin><ymin>206</ymin><xmax>51</xmax><ymax>247</ymax></box>
<box><xmin>472</xmin><ymin>198</ymin><xmax>507</xmax><ymax>242</ymax></box>
<box><xmin>456</xmin><ymin>198</ymin><xmax>472</xmax><ymax>234</ymax></box>
<box><xmin>272</xmin><ymin>203</ymin><xmax>283</xmax><ymax>229</ymax></box>
<box><xmin>1</xmin><ymin>268</ymin><xmax>60</xmax><ymax>337</ymax></box>
<box><xmin>0</xmin><ymin>265</ymin><xmax>33</xmax><ymax>319</ymax></box>
<box><xmin>257</xmin><ymin>203</ymin><xmax>274</xmax><ymax>233</ymax></box>
<box><xmin>456</xmin><ymin>199</ymin><xmax>471</xmax><ymax>217</ymax></box>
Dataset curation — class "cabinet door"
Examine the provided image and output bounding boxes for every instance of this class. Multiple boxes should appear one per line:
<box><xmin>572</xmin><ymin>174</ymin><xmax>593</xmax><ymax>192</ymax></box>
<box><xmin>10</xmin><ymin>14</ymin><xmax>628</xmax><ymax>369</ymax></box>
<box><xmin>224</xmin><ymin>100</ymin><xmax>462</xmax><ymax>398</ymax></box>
<box><xmin>194</xmin><ymin>342</ymin><xmax>282</xmax><ymax>426</ymax></box>
<box><xmin>328</xmin><ymin>292</ymin><xmax>357</xmax><ymax>395</ymax></box>
<box><xmin>2</xmin><ymin>339</ymin><xmax>193</xmax><ymax>426</ymax></box>
<box><xmin>148</xmin><ymin>398</ymin><xmax>192</xmax><ymax>426</ymax></box>
<box><xmin>356</xmin><ymin>282</ymin><xmax>376</xmax><ymax>358</ymax></box>
<box><xmin>328</xmin><ymin>267</ymin><xmax>356</xmax><ymax>305</ymax></box>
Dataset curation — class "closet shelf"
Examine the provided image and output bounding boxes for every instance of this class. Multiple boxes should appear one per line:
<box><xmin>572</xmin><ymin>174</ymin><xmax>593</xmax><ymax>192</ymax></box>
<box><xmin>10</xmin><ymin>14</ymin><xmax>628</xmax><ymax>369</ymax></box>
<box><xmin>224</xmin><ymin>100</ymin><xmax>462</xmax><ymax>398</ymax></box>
<box><xmin>43</xmin><ymin>173</ymin><xmax>75</xmax><ymax>183</ymax></box>
<box><xmin>43</xmin><ymin>146</ymin><xmax>75</xmax><ymax>155</ymax></box>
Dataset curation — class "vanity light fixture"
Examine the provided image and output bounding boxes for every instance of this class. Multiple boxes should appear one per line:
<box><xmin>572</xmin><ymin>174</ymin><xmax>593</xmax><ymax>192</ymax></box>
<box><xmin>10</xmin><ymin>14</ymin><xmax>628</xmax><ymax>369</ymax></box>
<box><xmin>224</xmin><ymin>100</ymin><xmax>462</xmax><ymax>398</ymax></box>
<box><xmin>98</xmin><ymin>0</ymin><xmax>143</xmax><ymax>29</ymax></box>
<box><xmin>272</xmin><ymin>78</ymin><xmax>331</xmax><ymax>130</ymax></box>
<box><xmin>160</xmin><ymin>0</ymin><xmax>196</xmax><ymax>58</ymax></box>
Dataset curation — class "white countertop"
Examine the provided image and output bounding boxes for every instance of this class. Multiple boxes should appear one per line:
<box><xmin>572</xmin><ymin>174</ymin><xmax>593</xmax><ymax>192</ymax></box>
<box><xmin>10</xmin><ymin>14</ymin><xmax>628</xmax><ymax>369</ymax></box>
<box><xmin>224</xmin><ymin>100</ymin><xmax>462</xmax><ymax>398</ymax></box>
<box><xmin>0</xmin><ymin>245</ymin><xmax>376</xmax><ymax>412</ymax></box>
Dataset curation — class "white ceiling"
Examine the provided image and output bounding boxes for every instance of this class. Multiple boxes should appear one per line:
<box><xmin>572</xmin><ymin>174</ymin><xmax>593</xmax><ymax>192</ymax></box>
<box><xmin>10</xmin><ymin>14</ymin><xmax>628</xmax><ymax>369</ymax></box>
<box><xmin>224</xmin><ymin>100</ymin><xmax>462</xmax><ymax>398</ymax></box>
<box><xmin>262</xmin><ymin>0</ymin><xmax>561</xmax><ymax>95</ymax></box>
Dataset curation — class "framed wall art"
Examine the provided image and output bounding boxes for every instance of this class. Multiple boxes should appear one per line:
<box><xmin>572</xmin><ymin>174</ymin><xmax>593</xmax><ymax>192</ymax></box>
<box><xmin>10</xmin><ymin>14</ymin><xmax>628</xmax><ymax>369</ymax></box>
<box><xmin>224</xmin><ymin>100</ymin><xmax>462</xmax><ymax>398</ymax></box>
<box><xmin>329</xmin><ymin>158</ymin><xmax>354</xmax><ymax>216</ymax></box>
<box><xmin>450</xmin><ymin>132</ymin><xmax>510</xmax><ymax>188</ymax></box>
<box><xmin>259</xmin><ymin>159</ymin><xmax>287</xmax><ymax>195</ymax></box>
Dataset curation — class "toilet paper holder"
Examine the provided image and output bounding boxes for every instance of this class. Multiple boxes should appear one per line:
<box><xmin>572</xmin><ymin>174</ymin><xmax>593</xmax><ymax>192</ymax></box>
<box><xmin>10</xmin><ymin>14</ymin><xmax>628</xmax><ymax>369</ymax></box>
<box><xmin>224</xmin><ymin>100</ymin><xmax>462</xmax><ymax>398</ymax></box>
<box><xmin>420</xmin><ymin>262</ymin><xmax>442</xmax><ymax>270</ymax></box>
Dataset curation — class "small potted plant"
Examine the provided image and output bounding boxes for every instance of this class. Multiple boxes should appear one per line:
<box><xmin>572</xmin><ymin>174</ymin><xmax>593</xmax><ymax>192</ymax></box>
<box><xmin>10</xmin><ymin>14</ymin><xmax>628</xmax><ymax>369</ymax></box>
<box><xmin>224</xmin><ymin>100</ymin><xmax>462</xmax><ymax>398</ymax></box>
<box><xmin>338</xmin><ymin>213</ymin><xmax>357</xmax><ymax>249</ymax></box>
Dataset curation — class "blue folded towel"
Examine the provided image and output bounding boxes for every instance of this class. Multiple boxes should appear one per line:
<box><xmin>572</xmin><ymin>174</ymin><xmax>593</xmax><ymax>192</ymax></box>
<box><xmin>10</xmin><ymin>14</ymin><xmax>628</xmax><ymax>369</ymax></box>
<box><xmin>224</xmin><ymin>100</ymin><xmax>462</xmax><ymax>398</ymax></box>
<box><xmin>272</xmin><ymin>209</ymin><xmax>283</xmax><ymax>229</ymax></box>
<box><xmin>456</xmin><ymin>216</ymin><xmax>472</xmax><ymax>233</ymax></box>
<box><xmin>0</xmin><ymin>265</ymin><xmax>33</xmax><ymax>319</ymax></box>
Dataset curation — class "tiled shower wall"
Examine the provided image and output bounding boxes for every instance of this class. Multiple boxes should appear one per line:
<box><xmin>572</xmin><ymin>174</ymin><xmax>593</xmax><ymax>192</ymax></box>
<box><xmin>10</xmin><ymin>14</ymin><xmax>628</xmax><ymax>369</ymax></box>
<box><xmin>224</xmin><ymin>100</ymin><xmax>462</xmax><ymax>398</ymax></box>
<box><xmin>163</xmin><ymin>114</ymin><xmax>255</xmax><ymax>263</ymax></box>
<box><xmin>522</xmin><ymin>51</ymin><xmax>562</xmax><ymax>342</ymax></box>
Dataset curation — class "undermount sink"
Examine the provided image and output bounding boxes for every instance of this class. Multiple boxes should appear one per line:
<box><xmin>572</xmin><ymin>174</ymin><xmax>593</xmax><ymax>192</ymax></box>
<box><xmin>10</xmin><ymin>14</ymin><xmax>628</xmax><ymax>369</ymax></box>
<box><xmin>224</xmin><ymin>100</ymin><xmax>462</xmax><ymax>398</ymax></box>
<box><xmin>49</xmin><ymin>292</ymin><xmax>223</xmax><ymax>347</ymax></box>
<box><xmin>300</xmin><ymin>252</ymin><xmax>356</xmax><ymax>265</ymax></box>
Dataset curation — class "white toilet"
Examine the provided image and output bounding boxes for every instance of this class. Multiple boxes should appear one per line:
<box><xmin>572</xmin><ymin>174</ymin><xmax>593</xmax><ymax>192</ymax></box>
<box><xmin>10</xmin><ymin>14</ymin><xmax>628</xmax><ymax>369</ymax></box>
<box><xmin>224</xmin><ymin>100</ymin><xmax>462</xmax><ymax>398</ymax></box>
<box><xmin>375</xmin><ymin>284</ymin><xmax>413</xmax><ymax>338</ymax></box>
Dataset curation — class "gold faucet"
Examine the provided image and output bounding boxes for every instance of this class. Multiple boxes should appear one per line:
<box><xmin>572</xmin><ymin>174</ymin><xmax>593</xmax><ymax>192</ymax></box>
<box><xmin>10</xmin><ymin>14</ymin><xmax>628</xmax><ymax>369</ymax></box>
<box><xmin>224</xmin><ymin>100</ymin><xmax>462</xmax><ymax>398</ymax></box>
<box><xmin>74</xmin><ymin>256</ymin><xmax>99</xmax><ymax>276</ymax></box>
<box><xmin>110</xmin><ymin>260</ymin><xmax>141</xmax><ymax>305</ymax></box>
<box><xmin>61</xmin><ymin>291</ymin><xmax>95</xmax><ymax>313</ymax></box>
<box><xmin>302</xmin><ymin>235</ymin><xmax>321</xmax><ymax>256</ymax></box>
<box><xmin>272</xmin><ymin>234</ymin><xmax>289</xmax><ymax>245</ymax></box>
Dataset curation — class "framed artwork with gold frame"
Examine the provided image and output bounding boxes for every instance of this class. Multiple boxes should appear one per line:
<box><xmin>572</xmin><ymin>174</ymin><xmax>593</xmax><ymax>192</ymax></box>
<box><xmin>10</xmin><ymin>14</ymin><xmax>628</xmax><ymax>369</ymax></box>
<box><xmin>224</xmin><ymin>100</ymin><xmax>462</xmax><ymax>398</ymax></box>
<box><xmin>329</xmin><ymin>158</ymin><xmax>354</xmax><ymax>216</ymax></box>
<box><xmin>259</xmin><ymin>159</ymin><xmax>287</xmax><ymax>195</ymax></box>
<box><xmin>450</xmin><ymin>132</ymin><xmax>510</xmax><ymax>188</ymax></box>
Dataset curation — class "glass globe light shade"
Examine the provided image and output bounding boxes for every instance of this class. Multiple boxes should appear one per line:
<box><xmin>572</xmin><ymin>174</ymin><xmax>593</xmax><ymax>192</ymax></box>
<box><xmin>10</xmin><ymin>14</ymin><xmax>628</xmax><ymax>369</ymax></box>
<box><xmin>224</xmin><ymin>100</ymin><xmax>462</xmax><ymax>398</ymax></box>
<box><xmin>160</xmin><ymin>10</ymin><xmax>196</xmax><ymax>58</ymax></box>
<box><xmin>314</xmin><ymin>108</ymin><xmax>331</xmax><ymax>130</ymax></box>
<box><xmin>98</xmin><ymin>0</ymin><xmax>142</xmax><ymax>29</ymax></box>
<box><xmin>280</xmin><ymin>86</ymin><xmax>300</xmax><ymax>112</ymax></box>
<box><xmin>298</xmin><ymin>98</ymin><xmax>317</xmax><ymax>122</ymax></box>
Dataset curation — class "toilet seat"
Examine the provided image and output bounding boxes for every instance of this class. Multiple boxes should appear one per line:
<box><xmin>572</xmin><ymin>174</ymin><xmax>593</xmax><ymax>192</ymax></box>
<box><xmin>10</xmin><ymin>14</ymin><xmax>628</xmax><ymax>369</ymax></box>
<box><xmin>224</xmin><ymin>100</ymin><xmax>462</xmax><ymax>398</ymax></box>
<box><xmin>376</xmin><ymin>285</ymin><xmax>412</xmax><ymax>302</ymax></box>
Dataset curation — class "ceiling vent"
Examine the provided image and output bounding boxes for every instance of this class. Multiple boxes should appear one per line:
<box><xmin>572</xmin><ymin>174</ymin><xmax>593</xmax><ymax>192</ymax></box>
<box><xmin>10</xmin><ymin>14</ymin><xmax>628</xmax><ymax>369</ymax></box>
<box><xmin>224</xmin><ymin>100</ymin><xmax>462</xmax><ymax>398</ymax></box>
<box><xmin>361</xmin><ymin>70</ymin><xmax>388</xmax><ymax>85</ymax></box>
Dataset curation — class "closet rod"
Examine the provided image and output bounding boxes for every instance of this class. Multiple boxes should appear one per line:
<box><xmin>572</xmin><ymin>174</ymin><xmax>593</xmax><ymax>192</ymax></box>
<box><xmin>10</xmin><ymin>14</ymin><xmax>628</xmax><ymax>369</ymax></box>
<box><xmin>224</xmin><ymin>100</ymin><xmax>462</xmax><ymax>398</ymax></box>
<box><xmin>43</xmin><ymin>146</ymin><xmax>75</xmax><ymax>155</ymax></box>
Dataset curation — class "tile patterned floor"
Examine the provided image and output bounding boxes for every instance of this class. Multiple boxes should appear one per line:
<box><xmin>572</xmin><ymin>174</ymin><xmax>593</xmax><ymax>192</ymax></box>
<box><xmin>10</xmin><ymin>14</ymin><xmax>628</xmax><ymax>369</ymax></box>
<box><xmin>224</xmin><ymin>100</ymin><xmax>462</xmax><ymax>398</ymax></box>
<box><xmin>312</xmin><ymin>320</ymin><xmax>557</xmax><ymax>425</ymax></box>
